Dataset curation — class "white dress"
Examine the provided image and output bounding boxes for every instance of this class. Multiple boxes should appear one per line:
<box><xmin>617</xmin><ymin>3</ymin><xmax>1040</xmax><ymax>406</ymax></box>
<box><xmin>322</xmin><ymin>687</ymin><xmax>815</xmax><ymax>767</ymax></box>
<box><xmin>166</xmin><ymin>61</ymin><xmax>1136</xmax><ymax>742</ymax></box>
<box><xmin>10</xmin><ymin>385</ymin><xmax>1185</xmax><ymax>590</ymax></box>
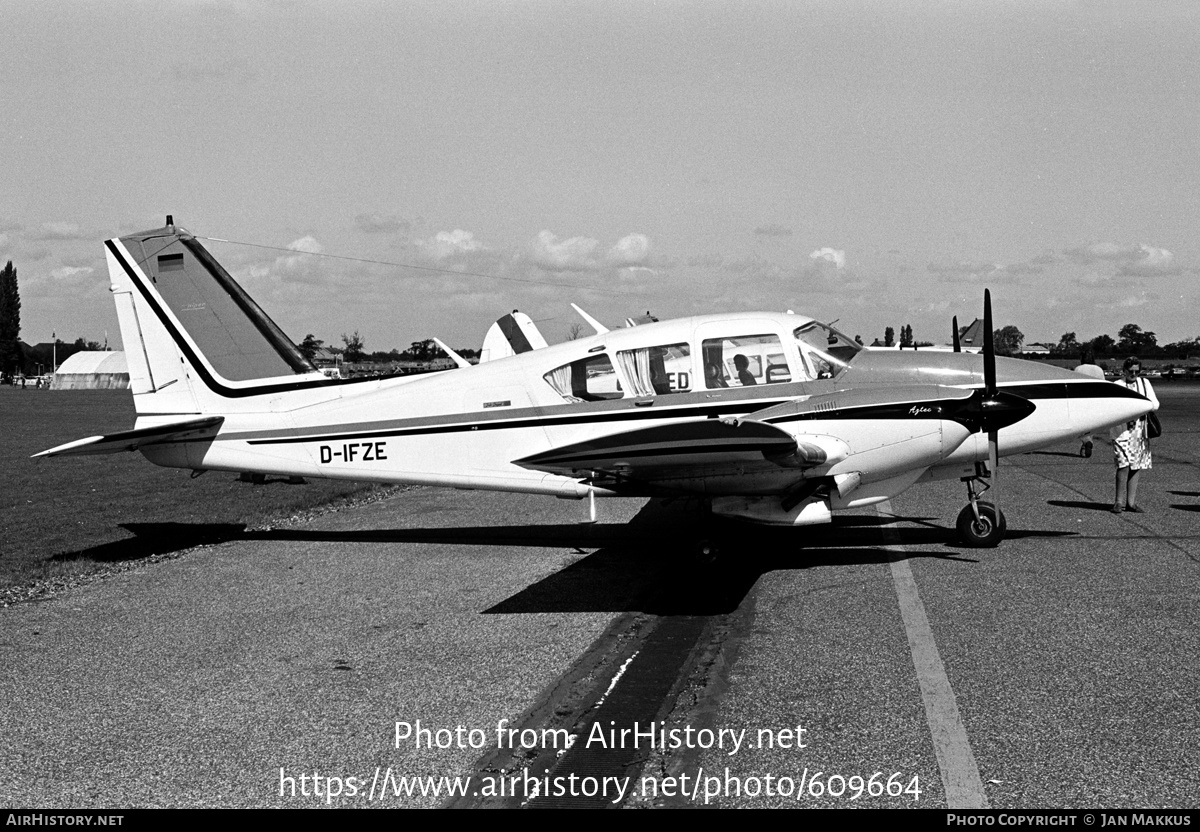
<box><xmin>1110</xmin><ymin>377</ymin><xmax>1159</xmax><ymax>469</ymax></box>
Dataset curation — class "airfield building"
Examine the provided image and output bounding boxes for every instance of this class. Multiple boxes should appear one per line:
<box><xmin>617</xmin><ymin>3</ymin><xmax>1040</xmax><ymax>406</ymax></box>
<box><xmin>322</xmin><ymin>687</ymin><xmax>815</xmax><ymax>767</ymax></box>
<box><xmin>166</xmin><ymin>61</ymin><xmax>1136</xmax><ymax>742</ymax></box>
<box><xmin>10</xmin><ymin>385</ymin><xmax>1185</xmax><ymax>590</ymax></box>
<box><xmin>51</xmin><ymin>351</ymin><xmax>130</xmax><ymax>390</ymax></box>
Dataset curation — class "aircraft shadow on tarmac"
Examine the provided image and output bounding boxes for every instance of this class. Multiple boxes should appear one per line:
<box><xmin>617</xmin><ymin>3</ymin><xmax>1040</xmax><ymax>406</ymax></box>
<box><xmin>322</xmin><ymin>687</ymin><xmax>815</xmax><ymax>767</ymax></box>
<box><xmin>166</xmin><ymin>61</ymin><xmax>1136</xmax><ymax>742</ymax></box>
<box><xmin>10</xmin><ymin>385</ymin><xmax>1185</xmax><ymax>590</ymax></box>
<box><xmin>52</xmin><ymin>501</ymin><xmax>1074</xmax><ymax>617</ymax></box>
<box><xmin>485</xmin><ymin>505</ymin><xmax>1077</xmax><ymax>616</ymax></box>
<box><xmin>1047</xmin><ymin>499</ymin><xmax>1126</xmax><ymax>513</ymax></box>
<box><xmin>1045</xmin><ymin>498</ymin><xmax>1200</xmax><ymax>514</ymax></box>
<box><xmin>51</xmin><ymin>522</ymin><xmax>251</xmax><ymax>564</ymax></box>
<box><xmin>1168</xmin><ymin>490</ymin><xmax>1200</xmax><ymax>511</ymax></box>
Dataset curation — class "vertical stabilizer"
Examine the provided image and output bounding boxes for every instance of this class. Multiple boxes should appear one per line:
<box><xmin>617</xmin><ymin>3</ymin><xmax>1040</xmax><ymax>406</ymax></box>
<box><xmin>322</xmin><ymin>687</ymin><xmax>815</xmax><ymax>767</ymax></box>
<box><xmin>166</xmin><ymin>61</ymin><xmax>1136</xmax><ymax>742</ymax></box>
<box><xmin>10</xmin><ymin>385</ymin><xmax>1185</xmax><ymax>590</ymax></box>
<box><xmin>479</xmin><ymin>310</ymin><xmax>548</xmax><ymax>363</ymax></box>
<box><xmin>106</xmin><ymin>219</ymin><xmax>324</xmax><ymax>414</ymax></box>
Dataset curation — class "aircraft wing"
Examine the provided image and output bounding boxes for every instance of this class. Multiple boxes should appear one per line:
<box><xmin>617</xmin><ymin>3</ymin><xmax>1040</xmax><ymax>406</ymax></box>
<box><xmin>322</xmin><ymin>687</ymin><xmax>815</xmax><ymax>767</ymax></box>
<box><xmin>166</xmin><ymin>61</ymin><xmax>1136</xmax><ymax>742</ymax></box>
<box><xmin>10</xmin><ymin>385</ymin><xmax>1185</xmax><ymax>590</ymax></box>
<box><xmin>33</xmin><ymin>416</ymin><xmax>224</xmax><ymax>458</ymax></box>
<box><xmin>512</xmin><ymin>419</ymin><xmax>834</xmax><ymax>481</ymax></box>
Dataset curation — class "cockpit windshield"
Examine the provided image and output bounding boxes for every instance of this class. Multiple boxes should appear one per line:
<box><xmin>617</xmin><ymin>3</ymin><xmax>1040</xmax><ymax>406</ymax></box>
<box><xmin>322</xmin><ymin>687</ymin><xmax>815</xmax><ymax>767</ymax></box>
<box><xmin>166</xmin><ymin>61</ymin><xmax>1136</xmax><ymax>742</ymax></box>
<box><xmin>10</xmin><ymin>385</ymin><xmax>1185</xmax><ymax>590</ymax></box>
<box><xmin>793</xmin><ymin>322</ymin><xmax>861</xmax><ymax>380</ymax></box>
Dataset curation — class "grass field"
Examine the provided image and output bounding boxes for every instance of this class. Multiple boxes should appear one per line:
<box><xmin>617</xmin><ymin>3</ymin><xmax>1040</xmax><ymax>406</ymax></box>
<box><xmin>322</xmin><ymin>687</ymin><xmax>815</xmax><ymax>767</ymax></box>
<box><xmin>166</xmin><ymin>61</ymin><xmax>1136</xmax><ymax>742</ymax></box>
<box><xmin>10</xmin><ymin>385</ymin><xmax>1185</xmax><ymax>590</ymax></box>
<box><xmin>0</xmin><ymin>387</ymin><xmax>389</xmax><ymax>593</ymax></box>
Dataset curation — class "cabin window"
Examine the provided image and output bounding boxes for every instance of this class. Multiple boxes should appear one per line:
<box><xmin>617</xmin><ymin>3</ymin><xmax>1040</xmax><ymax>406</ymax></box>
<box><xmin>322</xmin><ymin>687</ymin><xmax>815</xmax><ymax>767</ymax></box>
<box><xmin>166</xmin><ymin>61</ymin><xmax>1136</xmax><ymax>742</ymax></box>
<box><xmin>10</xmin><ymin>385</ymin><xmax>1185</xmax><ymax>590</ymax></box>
<box><xmin>615</xmin><ymin>343</ymin><xmax>692</xmax><ymax>397</ymax></box>
<box><xmin>543</xmin><ymin>354</ymin><xmax>622</xmax><ymax>403</ymax></box>
<box><xmin>701</xmin><ymin>334</ymin><xmax>789</xmax><ymax>388</ymax></box>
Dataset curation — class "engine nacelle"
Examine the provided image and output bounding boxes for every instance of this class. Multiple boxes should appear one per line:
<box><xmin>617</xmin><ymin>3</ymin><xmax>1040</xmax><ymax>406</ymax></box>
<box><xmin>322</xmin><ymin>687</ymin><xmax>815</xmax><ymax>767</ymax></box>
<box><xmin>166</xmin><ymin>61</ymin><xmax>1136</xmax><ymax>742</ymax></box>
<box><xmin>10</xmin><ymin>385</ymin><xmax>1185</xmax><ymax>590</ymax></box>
<box><xmin>712</xmin><ymin>494</ymin><xmax>833</xmax><ymax>527</ymax></box>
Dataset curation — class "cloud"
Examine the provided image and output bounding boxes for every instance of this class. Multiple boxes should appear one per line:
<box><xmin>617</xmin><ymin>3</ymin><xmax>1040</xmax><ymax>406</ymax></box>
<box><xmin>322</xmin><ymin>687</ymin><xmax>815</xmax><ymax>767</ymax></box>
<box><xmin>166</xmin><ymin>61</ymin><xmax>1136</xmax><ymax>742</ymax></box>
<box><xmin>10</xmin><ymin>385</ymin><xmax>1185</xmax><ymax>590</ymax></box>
<box><xmin>34</xmin><ymin>222</ymin><xmax>89</xmax><ymax>241</ymax></box>
<box><xmin>287</xmin><ymin>236</ymin><xmax>323</xmax><ymax>255</ymax></box>
<box><xmin>723</xmin><ymin>255</ymin><xmax>782</xmax><ymax>277</ymax></box>
<box><xmin>238</xmin><ymin>235</ymin><xmax>329</xmax><ymax>286</ymax></box>
<box><xmin>607</xmin><ymin>234</ymin><xmax>650</xmax><ymax>266</ymax></box>
<box><xmin>755</xmin><ymin>224</ymin><xmax>793</xmax><ymax>238</ymax></box>
<box><xmin>997</xmin><ymin>262</ymin><xmax>1045</xmax><ymax>276</ymax></box>
<box><xmin>1118</xmin><ymin>245</ymin><xmax>1179</xmax><ymax>276</ymax></box>
<box><xmin>809</xmin><ymin>248</ymin><xmax>846</xmax><ymax>270</ymax></box>
<box><xmin>526</xmin><ymin>230</ymin><xmax>654</xmax><ymax>273</ymax></box>
<box><xmin>419</xmin><ymin>229</ymin><xmax>485</xmax><ymax>261</ymax></box>
<box><xmin>355</xmin><ymin>213</ymin><xmax>412</xmax><ymax>235</ymax></box>
<box><xmin>1064</xmin><ymin>241</ymin><xmax>1180</xmax><ymax>276</ymax></box>
<box><xmin>50</xmin><ymin>266</ymin><xmax>95</xmax><ymax>280</ymax></box>
<box><xmin>1064</xmin><ymin>242</ymin><xmax>1141</xmax><ymax>263</ymax></box>
<box><xmin>925</xmin><ymin>260</ymin><xmax>1038</xmax><ymax>281</ymax></box>
<box><xmin>526</xmin><ymin>231</ymin><xmax>596</xmax><ymax>272</ymax></box>
<box><xmin>1072</xmin><ymin>270</ymin><xmax>1125</xmax><ymax>288</ymax></box>
<box><xmin>1098</xmin><ymin>292</ymin><xmax>1155</xmax><ymax>310</ymax></box>
<box><xmin>927</xmin><ymin>261</ymin><xmax>998</xmax><ymax>276</ymax></box>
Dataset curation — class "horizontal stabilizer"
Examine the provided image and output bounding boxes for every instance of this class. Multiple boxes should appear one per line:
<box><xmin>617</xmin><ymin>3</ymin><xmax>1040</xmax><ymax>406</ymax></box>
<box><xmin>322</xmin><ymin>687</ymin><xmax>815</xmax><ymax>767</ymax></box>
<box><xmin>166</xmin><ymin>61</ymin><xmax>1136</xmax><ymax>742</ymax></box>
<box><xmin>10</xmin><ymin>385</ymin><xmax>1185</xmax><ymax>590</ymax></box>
<box><xmin>33</xmin><ymin>416</ymin><xmax>224</xmax><ymax>458</ymax></box>
<box><xmin>431</xmin><ymin>337</ymin><xmax>472</xmax><ymax>369</ymax></box>
<box><xmin>513</xmin><ymin>419</ymin><xmax>802</xmax><ymax>479</ymax></box>
<box><xmin>571</xmin><ymin>303</ymin><xmax>610</xmax><ymax>335</ymax></box>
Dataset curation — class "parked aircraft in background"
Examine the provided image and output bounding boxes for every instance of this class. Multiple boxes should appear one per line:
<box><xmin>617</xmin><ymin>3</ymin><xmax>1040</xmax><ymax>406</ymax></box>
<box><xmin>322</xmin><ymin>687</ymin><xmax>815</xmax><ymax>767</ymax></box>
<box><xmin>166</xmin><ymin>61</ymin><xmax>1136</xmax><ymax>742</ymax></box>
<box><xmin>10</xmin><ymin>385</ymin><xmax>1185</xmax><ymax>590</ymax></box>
<box><xmin>37</xmin><ymin>219</ymin><xmax>1153</xmax><ymax>547</ymax></box>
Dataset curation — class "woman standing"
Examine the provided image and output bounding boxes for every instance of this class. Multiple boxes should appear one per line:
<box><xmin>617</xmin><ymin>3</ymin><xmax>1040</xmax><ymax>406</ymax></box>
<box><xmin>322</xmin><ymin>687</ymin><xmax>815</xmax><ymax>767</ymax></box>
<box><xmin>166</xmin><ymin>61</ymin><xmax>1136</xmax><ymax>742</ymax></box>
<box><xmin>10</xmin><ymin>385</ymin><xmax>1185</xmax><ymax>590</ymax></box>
<box><xmin>1111</xmin><ymin>356</ymin><xmax>1160</xmax><ymax>513</ymax></box>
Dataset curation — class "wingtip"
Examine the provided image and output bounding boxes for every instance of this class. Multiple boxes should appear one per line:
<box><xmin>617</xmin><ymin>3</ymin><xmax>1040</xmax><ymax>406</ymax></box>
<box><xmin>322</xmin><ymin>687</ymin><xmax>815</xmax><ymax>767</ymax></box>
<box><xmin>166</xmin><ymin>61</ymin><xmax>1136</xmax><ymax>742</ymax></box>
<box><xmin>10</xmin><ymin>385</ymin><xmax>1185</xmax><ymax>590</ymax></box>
<box><xmin>32</xmin><ymin>435</ymin><xmax>106</xmax><ymax>459</ymax></box>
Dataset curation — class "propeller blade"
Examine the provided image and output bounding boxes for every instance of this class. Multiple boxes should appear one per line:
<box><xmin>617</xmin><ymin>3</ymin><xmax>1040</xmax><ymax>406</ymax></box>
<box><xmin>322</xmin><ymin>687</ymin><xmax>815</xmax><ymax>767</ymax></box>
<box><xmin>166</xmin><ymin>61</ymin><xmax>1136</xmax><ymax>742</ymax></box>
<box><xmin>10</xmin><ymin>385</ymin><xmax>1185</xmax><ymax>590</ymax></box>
<box><xmin>989</xmin><ymin>428</ymin><xmax>1000</xmax><ymax>520</ymax></box>
<box><xmin>981</xmin><ymin>289</ymin><xmax>1001</xmax><ymax>519</ymax></box>
<box><xmin>983</xmin><ymin>289</ymin><xmax>996</xmax><ymax>395</ymax></box>
<box><xmin>952</xmin><ymin>315</ymin><xmax>961</xmax><ymax>353</ymax></box>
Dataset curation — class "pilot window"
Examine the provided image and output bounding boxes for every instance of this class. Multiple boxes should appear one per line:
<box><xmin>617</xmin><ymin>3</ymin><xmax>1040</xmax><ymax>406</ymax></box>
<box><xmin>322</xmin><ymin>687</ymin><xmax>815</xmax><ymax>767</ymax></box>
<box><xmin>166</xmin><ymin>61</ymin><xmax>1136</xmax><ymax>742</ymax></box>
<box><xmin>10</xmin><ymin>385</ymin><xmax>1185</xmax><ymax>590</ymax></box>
<box><xmin>543</xmin><ymin>354</ymin><xmax>623</xmax><ymax>403</ymax></box>
<box><xmin>793</xmin><ymin>322</ymin><xmax>858</xmax><ymax>380</ymax></box>
<box><xmin>701</xmin><ymin>335</ymin><xmax>789</xmax><ymax>388</ymax></box>
<box><xmin>615</xmin><ymin>343</ymin><xmax>692</xmax><ymax>397</ymax></box>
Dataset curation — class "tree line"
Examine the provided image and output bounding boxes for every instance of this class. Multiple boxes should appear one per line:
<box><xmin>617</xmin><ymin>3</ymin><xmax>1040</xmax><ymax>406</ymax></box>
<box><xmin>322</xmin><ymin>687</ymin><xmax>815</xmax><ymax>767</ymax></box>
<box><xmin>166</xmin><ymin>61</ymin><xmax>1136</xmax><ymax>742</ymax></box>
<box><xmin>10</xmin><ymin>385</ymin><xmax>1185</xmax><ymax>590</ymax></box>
<box><xmin>3</xmin><ymin>257</ymin><xmax>1198</xmax><ymax>379</ymax></box>
<box><xmin>298</xmin><ymin>333</ymin><xmax>480</xmax><ymax>365</ymax></box>
<box><xmin>1050</xmin><ymin>324</ymin><xmax>1199</xmax><ymax>359</ymax></box>
<box><xmin>879</xmin><ymin>321</ymin><xmax>1200</xmax><ymax>359</ymax></box>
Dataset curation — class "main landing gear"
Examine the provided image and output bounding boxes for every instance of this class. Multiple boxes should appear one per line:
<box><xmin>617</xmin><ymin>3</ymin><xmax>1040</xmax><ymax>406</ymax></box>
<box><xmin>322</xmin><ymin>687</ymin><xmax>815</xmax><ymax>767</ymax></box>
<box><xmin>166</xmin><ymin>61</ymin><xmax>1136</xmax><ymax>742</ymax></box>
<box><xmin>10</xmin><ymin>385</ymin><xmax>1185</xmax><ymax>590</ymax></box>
<box><xmin>957</xmin><ymin>462</ymin><xmax>1007</xmax><ymax>548</ymax></box>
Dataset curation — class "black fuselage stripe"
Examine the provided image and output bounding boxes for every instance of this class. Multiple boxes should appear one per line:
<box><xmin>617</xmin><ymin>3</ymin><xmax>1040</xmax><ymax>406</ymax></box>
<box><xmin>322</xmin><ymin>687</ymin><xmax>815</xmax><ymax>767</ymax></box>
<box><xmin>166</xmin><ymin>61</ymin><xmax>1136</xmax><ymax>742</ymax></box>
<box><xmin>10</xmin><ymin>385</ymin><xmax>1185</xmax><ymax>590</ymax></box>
<box><xmin>237</xmin><ymin>380</ymin><xmax>1146</xmax><ymax>447</ymax></box>
<box><xmin>245</xmin><ymin>400</ymin><xmax>791</xmax><ymax>445</ymax></box>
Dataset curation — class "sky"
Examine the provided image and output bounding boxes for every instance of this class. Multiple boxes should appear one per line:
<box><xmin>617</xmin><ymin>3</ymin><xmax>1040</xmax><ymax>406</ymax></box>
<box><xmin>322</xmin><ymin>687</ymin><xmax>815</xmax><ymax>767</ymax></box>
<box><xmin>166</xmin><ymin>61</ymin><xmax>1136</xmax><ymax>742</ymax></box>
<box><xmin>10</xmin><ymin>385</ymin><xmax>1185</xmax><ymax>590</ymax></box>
<box><xmin>2</xmin><ymin>0</ymin><xmax>1198</xmax><ymax>355</ymax></box>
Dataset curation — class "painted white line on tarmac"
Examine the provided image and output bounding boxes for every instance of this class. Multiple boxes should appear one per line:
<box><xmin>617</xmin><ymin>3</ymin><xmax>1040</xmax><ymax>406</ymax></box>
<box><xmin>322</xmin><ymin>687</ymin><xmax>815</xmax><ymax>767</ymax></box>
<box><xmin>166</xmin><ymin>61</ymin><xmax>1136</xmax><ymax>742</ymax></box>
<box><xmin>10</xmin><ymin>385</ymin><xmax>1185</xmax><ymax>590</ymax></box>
<box><xmin>878</xmin><ymin>499</ymin><xmax>989</xmax><ymax>810</ymax></box>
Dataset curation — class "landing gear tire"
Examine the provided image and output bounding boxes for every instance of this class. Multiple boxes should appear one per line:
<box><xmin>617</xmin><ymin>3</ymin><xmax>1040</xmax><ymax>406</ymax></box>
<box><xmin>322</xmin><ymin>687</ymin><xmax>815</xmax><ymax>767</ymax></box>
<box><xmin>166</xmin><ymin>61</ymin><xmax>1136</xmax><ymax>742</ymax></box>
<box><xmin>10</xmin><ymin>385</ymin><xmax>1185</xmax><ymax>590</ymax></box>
<box><xmin>956</xmin><ymin>501</ymin><xmax>1006</xmax><ymax>548</ymax></box>
<box><xmin>1080</xmin><ymin>440</ymin><xmax>1093</xmax><ymax>458</ymax></box>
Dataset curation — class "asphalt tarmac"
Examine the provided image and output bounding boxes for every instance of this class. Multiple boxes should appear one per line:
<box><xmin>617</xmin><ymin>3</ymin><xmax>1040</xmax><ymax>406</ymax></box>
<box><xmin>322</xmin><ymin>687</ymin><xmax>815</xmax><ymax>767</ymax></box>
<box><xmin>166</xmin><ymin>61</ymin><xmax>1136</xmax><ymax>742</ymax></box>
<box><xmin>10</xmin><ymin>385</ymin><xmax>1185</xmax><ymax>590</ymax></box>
<box><xmin>2</xmin><ymin>386</ymin><xmax>1197</xmax><ymax>809</ymax></box>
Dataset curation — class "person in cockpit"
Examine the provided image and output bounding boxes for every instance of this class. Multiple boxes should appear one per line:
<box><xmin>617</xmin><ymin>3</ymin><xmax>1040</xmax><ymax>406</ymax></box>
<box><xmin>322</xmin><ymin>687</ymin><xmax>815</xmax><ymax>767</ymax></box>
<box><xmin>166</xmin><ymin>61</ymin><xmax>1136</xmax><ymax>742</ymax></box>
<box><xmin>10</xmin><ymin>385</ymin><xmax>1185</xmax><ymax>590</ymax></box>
<box><xmin>705</xmin><ymin>362</ymin><xmax>728</xmax><ymax>388</ymax></box>
<box><xmin>734</xmin><ymin>354</ymin><xmax>756</xmax><ymax>387</ymax></box>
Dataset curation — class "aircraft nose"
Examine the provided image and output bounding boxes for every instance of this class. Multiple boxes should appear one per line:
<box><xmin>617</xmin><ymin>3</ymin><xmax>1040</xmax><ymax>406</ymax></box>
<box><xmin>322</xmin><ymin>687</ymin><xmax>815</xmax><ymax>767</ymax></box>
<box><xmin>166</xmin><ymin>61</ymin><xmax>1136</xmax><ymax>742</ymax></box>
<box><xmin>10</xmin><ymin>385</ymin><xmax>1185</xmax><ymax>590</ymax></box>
<box><xmin>1071</xmin><ymin>383</ymin><xmax>1153</xmax><ymax>434</ymax></box>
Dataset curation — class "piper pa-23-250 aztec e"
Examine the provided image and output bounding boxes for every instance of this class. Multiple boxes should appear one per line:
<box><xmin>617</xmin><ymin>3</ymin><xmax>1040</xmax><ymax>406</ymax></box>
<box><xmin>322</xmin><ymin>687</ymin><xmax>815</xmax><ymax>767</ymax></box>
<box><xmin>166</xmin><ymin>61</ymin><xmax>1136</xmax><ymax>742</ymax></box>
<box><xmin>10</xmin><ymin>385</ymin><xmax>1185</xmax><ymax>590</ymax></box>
<box><xmin>38</xmin><ymin>218</ymin><xmax>1152</xmax><ymax>548</ymax></box>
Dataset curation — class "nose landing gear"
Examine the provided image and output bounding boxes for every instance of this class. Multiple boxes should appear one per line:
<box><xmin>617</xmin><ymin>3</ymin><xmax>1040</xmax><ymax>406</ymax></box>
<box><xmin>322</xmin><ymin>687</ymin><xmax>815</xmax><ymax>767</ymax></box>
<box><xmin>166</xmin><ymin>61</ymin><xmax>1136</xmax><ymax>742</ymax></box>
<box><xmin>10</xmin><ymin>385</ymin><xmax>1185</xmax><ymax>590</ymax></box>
<box><xmin>958</xmin><ymin>462</ymin><xmax>1007</xmax><ymax>547</ymax></box>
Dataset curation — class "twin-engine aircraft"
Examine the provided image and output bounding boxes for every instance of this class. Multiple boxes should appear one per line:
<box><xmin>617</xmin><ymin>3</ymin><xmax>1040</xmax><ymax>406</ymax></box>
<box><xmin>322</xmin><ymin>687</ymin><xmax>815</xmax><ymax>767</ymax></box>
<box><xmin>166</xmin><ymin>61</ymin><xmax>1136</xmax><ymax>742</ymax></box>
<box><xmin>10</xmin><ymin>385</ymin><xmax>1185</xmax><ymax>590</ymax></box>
<box><xmin>38</xmin><ymin>219</ymin><xmax>1153</xmax><ymax>547</ymax></box>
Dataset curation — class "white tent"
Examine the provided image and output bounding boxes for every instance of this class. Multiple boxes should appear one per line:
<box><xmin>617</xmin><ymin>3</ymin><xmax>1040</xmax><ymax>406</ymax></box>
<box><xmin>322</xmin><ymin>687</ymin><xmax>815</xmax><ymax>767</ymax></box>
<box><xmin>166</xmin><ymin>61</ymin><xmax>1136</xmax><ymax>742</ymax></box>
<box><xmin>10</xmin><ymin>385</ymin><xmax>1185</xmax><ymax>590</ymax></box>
<box><xmin>51</xmin><ymin>351</ymin><xmax>130</xmax><ymax>390</ymax></box>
